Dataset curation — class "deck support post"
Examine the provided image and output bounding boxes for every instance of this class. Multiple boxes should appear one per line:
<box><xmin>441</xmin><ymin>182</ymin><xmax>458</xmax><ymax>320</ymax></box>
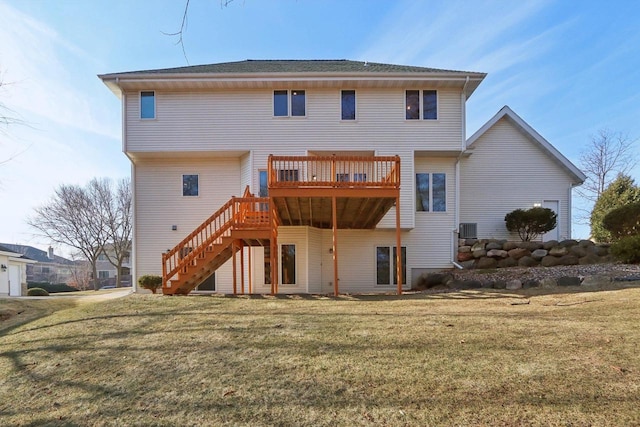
<box><xmin>232</xmin><ymin>240</ymin><xmax>237</xmax><ymax>295</ymax></box>
<box><xmin>332</xmin><ymin>195</ymin><xmax>339</xmax><ymax>296</ymax></box>
<box><xmin>270</xmin><ymin>201</ymin><xmax>278</xmax><ymax>295</ymax></box>
<box><xmin>239</xmin><ymin>240</ymin><xmax>245</xmax><ymax>295</ymax></box>
<box><xmin>248</xmin><ymin>246</ymin><xmax>252</xmax><ymax>294</ymax></box>
<box><xmin>396</xmin><ymin>195</ymin><xmax>402</xmax><ymax>295</ymax></box>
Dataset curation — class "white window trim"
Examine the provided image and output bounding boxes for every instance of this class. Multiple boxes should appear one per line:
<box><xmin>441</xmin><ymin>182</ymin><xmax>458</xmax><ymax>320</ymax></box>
<box><xmin>416</xmin><ymin>172</ymin><xmax>447</xmax><ymax>213</ymax></box>
<box><xmin>182</xmin><ymin>173</ymin><xmax>200</xmax><ymax>198</ymax></box>
<box><xmin>404</xmin><ymin>89</ymin><xmax>438</xmax><ymax>121</ymax></box>
<box><xmin>140</xmin><ymin>90</ymin><xmax>156</xmax><ymax>120</ymax></box>
<box><xmin>273</xmin><ymin>90</ymin><xmax>307</xmax><ymax>118</ymax></box>
<box><xmin>340</xmin><ymin>89</ymin><xmax>357</xmax><ymax>121</ymax></box>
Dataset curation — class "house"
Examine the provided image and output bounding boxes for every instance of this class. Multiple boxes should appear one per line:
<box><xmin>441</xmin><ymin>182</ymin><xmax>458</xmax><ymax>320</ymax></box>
<box><xmin>460</xmin><ymin>106</ymin><xmax>586</xmax><ymax>241</ymax></box>
<box><xmin>0</xmin><ymin>245</ymin><xmax>35</xmax><ymax>296</ymax></box>
<box><xmin>96</xmin><ymin>243</ymin><xmax>132</xmax><ymax>287</ymax></box>
<box><xmin>99</xmin><ymin>59</ymin><xmax>584</xmax><ymax>295</ymax></box>
<box><xmin>0</xmin><ymin>244</ymin><xmax>75</xmax><ymax>284</ymax></box>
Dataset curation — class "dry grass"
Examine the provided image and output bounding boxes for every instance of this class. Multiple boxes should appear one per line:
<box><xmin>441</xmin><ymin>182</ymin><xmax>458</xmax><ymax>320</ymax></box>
<box><xmin>1</xmin><ymin>284</ymin><xmax>640</xmax><ymax>426</ymax></box>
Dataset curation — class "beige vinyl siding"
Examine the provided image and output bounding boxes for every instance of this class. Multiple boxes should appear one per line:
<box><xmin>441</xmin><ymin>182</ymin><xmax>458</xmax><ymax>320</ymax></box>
<box><xmin>125</xmin><ymin>88</ymin><xmax>462</xmax><ymax>153</ymax></box>
<box><xmin>406</xmin><ymin>157</ymin><xmax>457</xmax><ymax>277</ymax></box>
<box><xmin>460</xmin><ymin>117</ymin><xmax>573</xmax><ymax>240</ymax></box>
<box><xmin>307</xmin><ymin>227</ymin><xmax>322</xmax><ymax>293</ymax></box>
<box><xmin>134</xmin><ymin>157</ymin><xmax>241</xmax><ymax>279</ymax></box>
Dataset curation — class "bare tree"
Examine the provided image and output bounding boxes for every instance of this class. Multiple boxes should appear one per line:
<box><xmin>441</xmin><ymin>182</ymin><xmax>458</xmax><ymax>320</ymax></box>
<box><xmin>574</xmin><ymin>129</ymin><xmax>638</xmax><ymax>226</ymax></box>
<box><xmin>577</xmin><ymin>129</ymin><xmax>638</xmax><ymax>202</ymax></box>
<box><xmin>164</xmin><ymin>0</ymin><xmax>236</xmax><ymax>63</ymax></box>
<box><xmin>68</xmin><ymin>252</ymin><xmax>92</xmax><ymax>290</ymax></box>
<box><xmin>96</xmin><ymin>178</ymin><xmax>132</xmax><ymax>288</ymax></box>
<box><xmin>28</xmin><ymin>180</ymin><xmax>109</xmax><ymax>290</ymax></box>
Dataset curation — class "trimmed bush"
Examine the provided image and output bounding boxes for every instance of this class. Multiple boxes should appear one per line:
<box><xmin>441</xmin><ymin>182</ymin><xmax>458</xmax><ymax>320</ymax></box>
<box><xmin>505</xmin><ymin>207</ymin><xmax>557</xmax><ymax>242</ymax></box>
<box><xmin>610</xmin><ymin>235</ymin><xmax>640</xmax><ymax>264</ymax></box>
<box><xmin>27</xmin><ymin>282</ymin><xmax>79</xmax><ymax>293</ymax></box>
<box><xmin>27</xmin><ymin>287</ymin><xmax>50</xmax><ymax>296</ymax></box>
<box><xmin>602</xmin><ymin>202</ymin><xmax>640</xmax><ymax>241</ymax></box>
<box><xmin>138</xmin><ymin>275</ymin><xmax>163</xmax><ymax>294</ymax></box>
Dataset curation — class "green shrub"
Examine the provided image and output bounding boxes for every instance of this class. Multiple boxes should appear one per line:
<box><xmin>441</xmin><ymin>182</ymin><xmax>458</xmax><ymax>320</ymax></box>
<box><xmin>27</xmin><ymin>282</ymin><xmax>79</xmax><ymax>293</ymax></box>
<box><xmin>27</xmin><ymin>287</ymin><xmax>50</xmax><ymax>297</ymax></box>
<box><xmin>602</xmin><ymin>202</ymin><xmax>640</xmax><ymax>241</ymax></box>
<box><xmin>610</xmin><ymin>235</ymin><xmax>640</xmax><ymax>264</ymax></box>
<box><xmin>138</xmin><ymin>275</ymin><xmax>163</xmax><ymax>294</ymax></box>
<box><xmin>505</xmin><ymin>207</ymin><xmax>557</xmax><ymax>241</ymax></box>
<box><xmin>590</xmin><ymin>174</ymin><xmax>640</xmax><ymax>243</ymax></box>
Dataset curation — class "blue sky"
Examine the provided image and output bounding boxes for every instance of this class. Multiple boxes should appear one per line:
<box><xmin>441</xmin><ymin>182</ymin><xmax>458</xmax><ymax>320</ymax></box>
<box><xmin>1</xmin><ymin>0</ymin><xmax>639</xmax><ymax>253</ymax></box>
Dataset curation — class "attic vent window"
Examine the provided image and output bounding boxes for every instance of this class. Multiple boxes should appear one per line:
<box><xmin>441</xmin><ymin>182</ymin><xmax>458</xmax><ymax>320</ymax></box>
<box><xmin>459</xmin><ymin>223</ymin><xmax>478</xmax><ymax>239</ymax></box>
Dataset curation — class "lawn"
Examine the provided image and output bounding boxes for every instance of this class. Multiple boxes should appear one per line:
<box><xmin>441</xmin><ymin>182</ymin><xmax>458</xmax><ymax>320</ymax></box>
<box><xmin>1</xmin><ymin>285</ymin><xmax>639</xmax><ymax>426</ymax></box>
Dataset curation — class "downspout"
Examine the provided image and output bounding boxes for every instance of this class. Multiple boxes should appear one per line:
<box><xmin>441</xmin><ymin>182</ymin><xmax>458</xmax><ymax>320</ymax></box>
<box><xmin>452</xmin><ymin>76</ymin><xmax>470</xmax><ymax>269</ymax></box>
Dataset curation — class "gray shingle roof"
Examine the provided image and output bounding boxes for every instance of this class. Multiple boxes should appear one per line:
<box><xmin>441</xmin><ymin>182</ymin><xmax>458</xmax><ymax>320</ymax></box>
<box><xmin>0</xmin><ymin>243</ymin><xmax>73</xmax><ymax>264</ymax></box>
<box><xmin>112</xmin><ymin>60</ymin><xmax>479</xmax><ymax>76</ymax></box>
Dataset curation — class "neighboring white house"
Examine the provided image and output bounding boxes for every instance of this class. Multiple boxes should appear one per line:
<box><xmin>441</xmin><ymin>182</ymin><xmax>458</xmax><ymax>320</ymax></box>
<box><xmin>99</xmin><ymin>60</ymin><xmax>584</xmax><ymax>295</ymax></box>
<box><xmin>0</xmin><ymin>245</ymin><xmax>35</xmax><ymax>296</ymax></box>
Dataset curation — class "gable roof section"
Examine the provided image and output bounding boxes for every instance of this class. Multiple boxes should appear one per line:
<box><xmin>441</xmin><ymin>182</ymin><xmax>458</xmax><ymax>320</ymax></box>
<box><xmin>99</xmin><ymin>59</ymin><xmax>486</xmax><ymax>99</ymax></box>
<box><xmin>0</xmin><ymin>243</ymin><xmax>74</xmax><ymax>264</ymax></box>
<box><xmin>466</xmin><ymin>106</ymin><xmax>586</xmax><ymax>185</ymax></box>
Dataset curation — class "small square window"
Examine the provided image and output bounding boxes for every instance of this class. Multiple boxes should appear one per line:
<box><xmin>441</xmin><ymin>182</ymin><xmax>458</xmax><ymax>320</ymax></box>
<box><xmin>182</xmin><ymin>174</ymin><xmax>199</xmax><ymax>196</ymax></box>
<box><xmin>341</xmin><ymin>90</ymin><xmax>356</xmax><ymax>120</ymax></box>
<box><xmin>140</xmin><ymin>91</ymin><xmax>155</xmax><ymax>119</ymax></box>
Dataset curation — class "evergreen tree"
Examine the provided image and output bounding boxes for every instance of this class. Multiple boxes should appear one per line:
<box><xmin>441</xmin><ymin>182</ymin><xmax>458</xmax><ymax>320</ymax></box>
<box><xmin>590</xmin><ymin>174</ymin><xmax>640</xmax><ymax>242</ymax></box>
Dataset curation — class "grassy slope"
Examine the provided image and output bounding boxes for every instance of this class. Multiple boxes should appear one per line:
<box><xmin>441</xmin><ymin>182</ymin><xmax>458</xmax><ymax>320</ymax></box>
<box><xmin>1</xmin><ymin>287</ymin><xmax>639</xmax><ymax>426</ymax></box>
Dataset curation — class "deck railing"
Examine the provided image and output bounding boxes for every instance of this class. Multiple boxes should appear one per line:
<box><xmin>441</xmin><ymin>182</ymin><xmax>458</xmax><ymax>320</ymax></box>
<box><xmin>268</xmin><ymin>155</ymin><xmax>400</xmax><ymax>189</ymax></box>
<box><xmin>161</xmin><ymin>187</ymin><xmax>269</xmax><ymax>289</ymax></box>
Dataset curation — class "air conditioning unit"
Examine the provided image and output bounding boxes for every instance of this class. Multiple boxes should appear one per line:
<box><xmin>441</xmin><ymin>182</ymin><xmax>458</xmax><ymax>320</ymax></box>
<box><xmin>459</xmin><ymin>223</ymin><xmax>477</xmax><ymax>239</ymax></box>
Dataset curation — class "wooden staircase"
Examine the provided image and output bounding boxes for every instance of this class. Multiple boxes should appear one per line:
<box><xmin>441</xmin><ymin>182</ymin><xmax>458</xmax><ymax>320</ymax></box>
<box><xmin>162</xmin><ymin>187</ymin><xmax>270</xmax><ymax>295</ymax></box>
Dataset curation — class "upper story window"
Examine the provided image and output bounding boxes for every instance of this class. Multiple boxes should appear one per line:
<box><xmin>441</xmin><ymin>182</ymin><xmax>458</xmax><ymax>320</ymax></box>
<box><xmin>140</xmin><ymin>91</ymin><xmax>155</xmax><ymax>119</ymax></box>
<box><xmin>341</xmin><ymin>90</ymin><xmax>356</xmax><ymax>120</ymax></box>
<box><xmin>182</xmin><ymin>174</ymin><xmax>199</xmax><ymax>197</ymax></box>
<box><xmin>274</xmin><ymin>90</ymin><xmax>306</xmax><ymax>117</ymax></box>
<box><xmin>405</xmin><ymin>90</ymin><xmax>437</xmax><ymax>120</ymax></box>
<box><xmin>416</xmin><ymin>173</ymin><xmax>446</xmax><ymax>212</ymax></box>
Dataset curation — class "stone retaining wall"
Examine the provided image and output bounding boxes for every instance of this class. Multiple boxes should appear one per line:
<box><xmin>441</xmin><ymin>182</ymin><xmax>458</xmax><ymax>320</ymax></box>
<box><xmin>457</xmin><ymin>239</ymin><xmax>611</xmax><ymax>269</ymax></box>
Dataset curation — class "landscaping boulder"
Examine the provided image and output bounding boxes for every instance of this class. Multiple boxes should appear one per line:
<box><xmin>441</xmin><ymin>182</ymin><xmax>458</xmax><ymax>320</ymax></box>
<box><xmin>486</xmin><ymin>242</ymin><xmax>503</xmax><ymax>250</ymax></box>
<box><xmin>519</xmin><ymin>241</ymin><xmax>542</xmax><ymax>251</ymax></box>
<box><xmin>541</xmin><ymin>255</ymin><xmax>562</xmax><ymax>267</ymax></box>
<box><xmin>471</xmin><ymin>242</ymin><xmax>485</xmax><ymax>252</ymax></box>
<box><xmin>548</xmin><ymin>246</ymin><xmax>568</xmax><ymax>257</ymax></box>
<box><xmin>493</xmin><ymin>280</ymin><xmax>507</xmax><ymax>289</ymax></box>
<box><xmin>518</xmin><ymin>256</ymin><xmax>539</xmax><ymax>267</ymax></box>
<box><xmin>531</xmin><ymin>249</ymin><xmax>548</xmax><ymax>260</ymax></box>
<box><xmin>559</xmin><ymin>255</ymin><xmax>579</xmax><ymax>265</ymax></box>
<box><xmin>543</xmin><ymin>240</ymin><xmax>558</xmax><ymax>250</ymax></box>
<box><xmin>498</xmin><ymin>257</ymin><xmax>518</xmax><ymax>268</ymax></box>
<box><xmin>503</xmin><ymin>241</ymin><xmax>519</xmax><ymax>251</ymax></box>
<box><xmin>506</xmin><ymin>279</ymin><xmax>522</xmax><ymax>290</ymax></box>
<box><xmin>523</xmin><ymin>279</ymin><xmax>539</xmax><ymax>289</ymax></box>
<box><xmin>578</xmin><ymin>240</ymin><xmax>595</xmax><ymax>248</ymax></box>
<box><xmin>476</xmin><ymin>257</ymin><xmax>498</xmax><ymax>269</ymax></box>
<box><xmin>458</xmin><ymin>252</ymin><xmax>474</xmax><ymax>262</ymax></box>
<box><xmin>460</xmin><ymin>260</ymin><xmax>475</xmax><ymax>269</ymax></box>
<box><xmin>458</xmin><ymin>245</ymin><xmax>471</xmax><ymax>253</ymax></box>
<box><xmin>578</xmin><ymin>253</ymin><xmax>601</xmax><ymax>265</ymax></box>
<box><xmin>569</xmin><ymin>246</ymin><xmax>588</xmax><ymax>257</ymax></box>
<box><xmin>507</xmin><ymin>248</ymin><xmax>530</xmax><ymax>260</ymax></box>
<box><xmin>472</xmin><ymin>249</ymin><xmax>487</xmax><ymax>259</ymax></box>
<box><xmin>465</xmin><ymin>238</ymin><xmax>478</xmax><ymax>246</ymax></box>
<box><xmin>557</xmin><ymin>276</ymin><xmax>581</xmax><ymax>287</ymax></box>
<box><xmin>487</xmin><ymin>249</ymin><xmax>508</xmax><ymax>258</ymax></box>
<box><xmin>417</xmin><ymin>273</ymin><xmax>455</xmax><ymax>289</ymax></box>
<box><xmin>559</xmin><ymin>239</ymin><xmax>578</xmax><ymax>247</ymax></box>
